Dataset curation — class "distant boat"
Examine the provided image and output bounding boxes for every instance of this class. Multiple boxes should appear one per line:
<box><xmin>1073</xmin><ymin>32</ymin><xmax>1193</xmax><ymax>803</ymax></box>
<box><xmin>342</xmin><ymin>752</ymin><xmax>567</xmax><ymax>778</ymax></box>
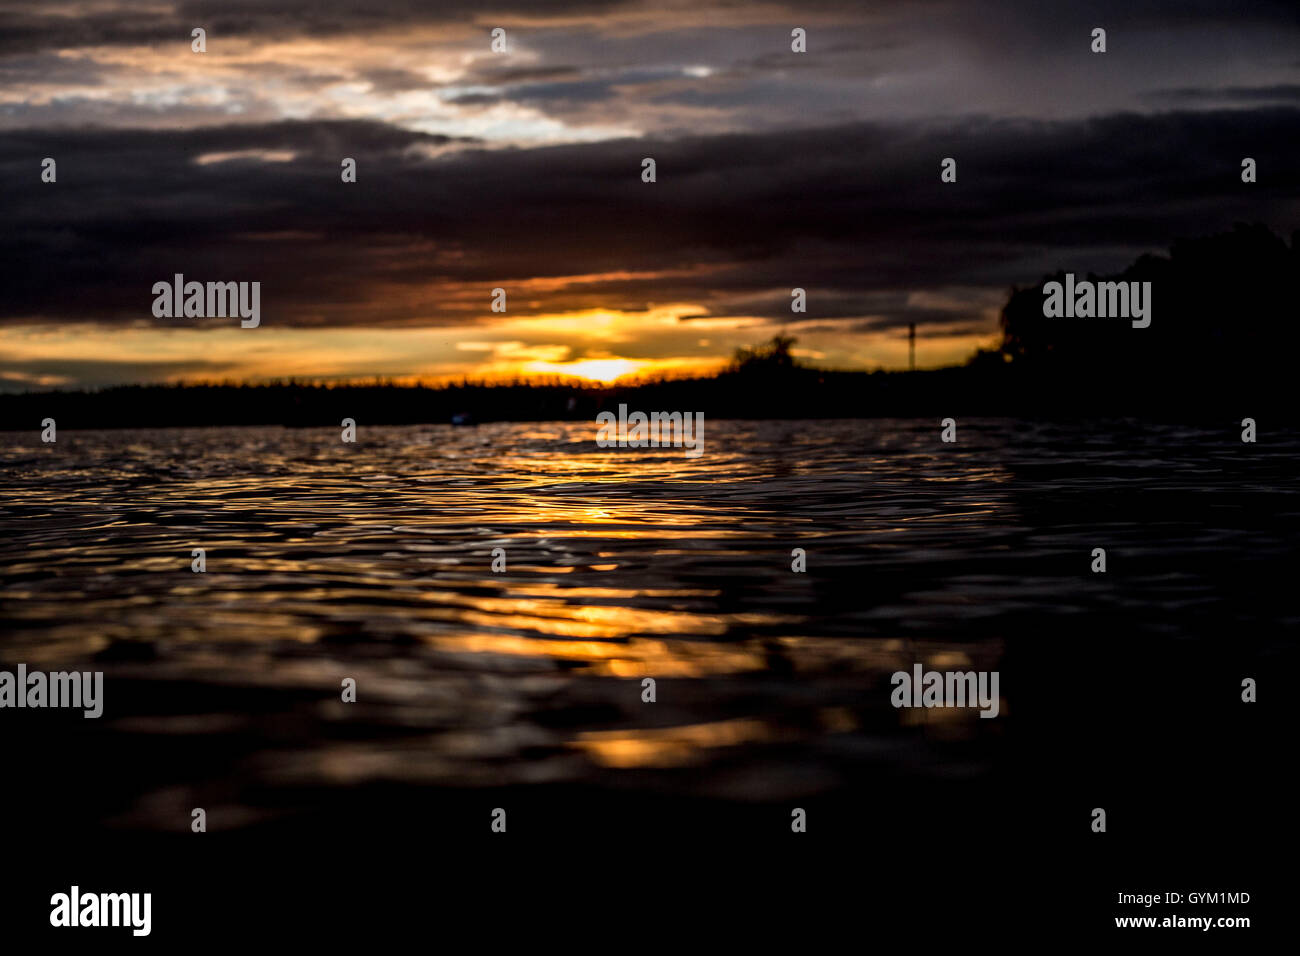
<box><xmin>451</xmin><ymin>412</ymin><xmax>475</xmax><ymax>426</ymax></box>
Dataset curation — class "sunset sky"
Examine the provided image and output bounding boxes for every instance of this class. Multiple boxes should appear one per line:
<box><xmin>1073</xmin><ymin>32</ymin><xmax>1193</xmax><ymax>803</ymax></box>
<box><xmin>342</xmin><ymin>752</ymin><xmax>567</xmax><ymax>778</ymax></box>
<box><xmin>2</xmin><ymin>0</ymin><xmax>1298</xmax><ymax>389</ymax></box>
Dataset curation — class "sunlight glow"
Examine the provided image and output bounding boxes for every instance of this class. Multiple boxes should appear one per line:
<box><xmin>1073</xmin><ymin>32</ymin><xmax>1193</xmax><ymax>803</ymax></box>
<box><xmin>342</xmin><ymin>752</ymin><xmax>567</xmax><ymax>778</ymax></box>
<box><xmin>522</xmin><ymin>358</ymin><xmax>644</xmax><ymax>382</ymax></box>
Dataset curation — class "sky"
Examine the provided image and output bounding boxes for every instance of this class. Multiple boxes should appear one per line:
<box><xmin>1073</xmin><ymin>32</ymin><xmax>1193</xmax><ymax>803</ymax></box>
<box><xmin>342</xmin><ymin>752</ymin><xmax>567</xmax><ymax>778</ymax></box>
<box><xmin>1</xmin><ymin>0</ymin><xmax>1298</xmax><ymax>389</ymax></box>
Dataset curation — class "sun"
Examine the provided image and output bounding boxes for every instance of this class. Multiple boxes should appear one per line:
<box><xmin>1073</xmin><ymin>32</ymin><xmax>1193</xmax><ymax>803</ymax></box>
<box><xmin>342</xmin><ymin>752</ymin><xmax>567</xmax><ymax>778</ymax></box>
<box><xmin>523</xmin><ymin>358</ymin><xmax>645</xmax><ymax>383</ymax></box>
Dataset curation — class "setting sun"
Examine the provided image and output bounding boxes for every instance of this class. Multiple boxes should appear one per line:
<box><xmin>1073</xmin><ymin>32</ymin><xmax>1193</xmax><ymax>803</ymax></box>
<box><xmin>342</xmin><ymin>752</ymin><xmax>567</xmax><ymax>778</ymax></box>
<box><xmin>523</xmin><ymin>358</ymin><xmax>645</xmax><ymax>382</ymax></box>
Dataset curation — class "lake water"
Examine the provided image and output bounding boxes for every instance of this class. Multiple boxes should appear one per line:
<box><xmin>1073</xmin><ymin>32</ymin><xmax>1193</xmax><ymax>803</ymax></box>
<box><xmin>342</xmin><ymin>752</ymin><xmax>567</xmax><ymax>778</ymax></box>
<box><xmin>1</xmin><ymin>419</ymin><xmax>1293</xmax><ymax>838</ymax></box>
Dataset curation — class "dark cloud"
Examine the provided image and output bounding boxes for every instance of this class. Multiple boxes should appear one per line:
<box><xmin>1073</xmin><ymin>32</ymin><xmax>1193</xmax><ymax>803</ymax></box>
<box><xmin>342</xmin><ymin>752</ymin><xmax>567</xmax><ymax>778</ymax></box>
<box><xmin>1143</xmin><ymin>85</ymin><xmax>1300</xmax><ymax>105</ymax></box>
<box><xmin>4</xmin><ymin>0</ymin><xmax>1296</xmax><ymax>67</ymax></box>
<box><xmin>1</xmin><ymin>108</ymin><xmax>1296</xmax><ymax>334</ymax></box>
<box><xmin>0</xmin><ymin>8</ymin><xmax>174</xmax><ymax>57</ymax></box>
<box><xmin>359</xmin><ymin>69</ymin><xmax>439</xmax><ymax>94</ymax></box>
<box><xmin>0</xmin><ymin>52</ymin><xmax>108</xmax><ymax>86</ymax></box>
<box><xmin>461</xmin><ymin>65</ymin><xmax>588</xmax><ymax>85</ymax></box>
<box><xmin>4</xmin><ymin>0</ymin><xmax>1299</xmax><ymax>138</ymax></box>
<box><xmin>0</xmin><ymin>0</ymin><xmax>643</xmax><ymax>55</ymax></box>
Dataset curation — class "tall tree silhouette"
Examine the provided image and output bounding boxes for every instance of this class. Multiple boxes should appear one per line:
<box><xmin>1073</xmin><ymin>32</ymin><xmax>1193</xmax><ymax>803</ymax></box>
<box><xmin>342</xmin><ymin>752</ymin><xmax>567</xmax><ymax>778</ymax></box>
<box><xmin>999</xmin><ymin>224</ymin><xmax>1299</xmax><ymax>400</ymax></box>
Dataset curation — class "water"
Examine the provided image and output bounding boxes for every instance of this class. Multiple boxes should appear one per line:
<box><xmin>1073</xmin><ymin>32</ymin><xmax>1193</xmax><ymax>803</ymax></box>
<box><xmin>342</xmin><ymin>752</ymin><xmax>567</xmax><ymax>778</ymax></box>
<box><xmin>1</xmin><ymin>419</ymin><xmax>1294</xmax><ymax>836</ymax></box>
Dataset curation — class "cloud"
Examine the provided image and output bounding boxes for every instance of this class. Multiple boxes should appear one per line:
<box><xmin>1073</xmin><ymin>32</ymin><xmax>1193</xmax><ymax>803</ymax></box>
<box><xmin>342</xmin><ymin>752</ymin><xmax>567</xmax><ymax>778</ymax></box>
<box><xmin>1</xmin><ymin>108</ymin><xmax>1296</xmax><ymax>339</ymax></box>
<box><xmin>1143</xmin><ymin>84</ymin><xmax>1300</xmax><ymax>105</ymax></box>
<box><xmin>2</xmin><ymin>1</ymin><xmax>1297</xmax><ymax>385</ymax></box>
<box><xmin>4</xmin><ymin>0</ymin><xmax>1298</xmax><ymax>138</ymax></box>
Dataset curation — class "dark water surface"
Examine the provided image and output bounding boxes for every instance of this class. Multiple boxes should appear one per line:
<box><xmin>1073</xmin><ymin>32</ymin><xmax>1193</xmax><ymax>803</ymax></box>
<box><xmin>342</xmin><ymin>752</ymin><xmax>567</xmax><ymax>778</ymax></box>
<box><xmin>1</xmin><ymin>419</ymin><xmax>1293</xmax><ymax>842</ymax></box>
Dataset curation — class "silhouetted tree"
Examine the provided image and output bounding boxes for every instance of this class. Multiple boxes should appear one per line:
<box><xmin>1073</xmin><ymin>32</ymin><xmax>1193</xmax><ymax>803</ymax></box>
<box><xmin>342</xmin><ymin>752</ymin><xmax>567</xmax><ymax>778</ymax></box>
<box><xmin>731</xmin><ymin>334</ymin><xmax>798</xmax><ymax>372</ymax></box>
<box><xmin>999</xmin><ymin>223</ymin><xmax>1299</xmax><ymax>401</ymax></box>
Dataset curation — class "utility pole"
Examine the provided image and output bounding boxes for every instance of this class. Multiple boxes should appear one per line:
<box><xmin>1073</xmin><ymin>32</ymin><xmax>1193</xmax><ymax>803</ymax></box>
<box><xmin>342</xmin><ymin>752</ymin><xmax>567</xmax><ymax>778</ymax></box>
<box><xmin>908</xmin><ymin>321</ymin><xmax>916</xmax><ymax>372</ymax></box>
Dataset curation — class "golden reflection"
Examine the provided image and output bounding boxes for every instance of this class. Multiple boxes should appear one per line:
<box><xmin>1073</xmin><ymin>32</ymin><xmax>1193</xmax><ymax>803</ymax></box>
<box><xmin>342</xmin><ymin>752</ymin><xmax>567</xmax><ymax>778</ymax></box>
<box><xmin>424</xmin><ymin>591</ymin><xmax>798</xmax><ymax>640</ymax></box>
<box><xmin>897</xmin><ymin>698</ymin><xmax>1009</xmax><ymax>732</ymax></box>
<box><xmin>572</xmin><ymin>718</ymin><xmax>771</xmax><ymax>768</ymax></box>
<box><xmin>503</xmin><ymin>585</ymin><xmax>718</xmax><ymax>598</ymax></box>
<box><xmin>426</xmin><ymin>633</ymin><xmax>767</xmax><ymax>676</ymax></box>
<box><xmin>423</xmin><ymin>633</ymin><xmax>1002</xmax><ymax>679</ymax></box>
<box><xmin>456</xmin><ymin>607</ymin><xmax>729</xmax><ymax>638</ymax></box>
